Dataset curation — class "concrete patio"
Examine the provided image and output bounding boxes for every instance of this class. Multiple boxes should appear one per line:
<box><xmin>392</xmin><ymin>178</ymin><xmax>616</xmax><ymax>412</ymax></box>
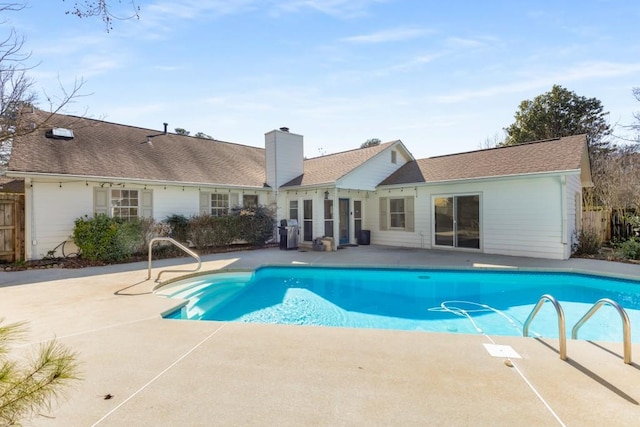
<box><xmin>1</xmin><ymin>245</ymin><xmax>640</xmax><ymax>426</ymax></box>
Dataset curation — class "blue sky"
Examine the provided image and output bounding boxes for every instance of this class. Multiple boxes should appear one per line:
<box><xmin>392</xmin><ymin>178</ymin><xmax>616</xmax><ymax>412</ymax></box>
<box><xmin>8</xmin><ymin>0</ymin><xmax>640</xmax><ymax>159</ymax></box>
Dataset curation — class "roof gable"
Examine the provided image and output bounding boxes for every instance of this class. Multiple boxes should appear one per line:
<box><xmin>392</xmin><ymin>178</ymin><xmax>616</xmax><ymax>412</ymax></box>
<box><xmin>7</xmin><ymin>111</ymin><xmax>267</xmax><ymax>187</ymax></box>
<box><xmin>282</xmin><ymin>141</ymin><xmax>404</xmax><ymax>187</ymax></box>
<box><xmin>380</xmin><ymin>135</ymin><xmax>590</xmax><ymax>186</ymax></box>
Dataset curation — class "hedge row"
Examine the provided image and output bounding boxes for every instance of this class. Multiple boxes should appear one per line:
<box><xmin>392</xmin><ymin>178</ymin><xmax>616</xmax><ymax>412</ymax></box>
<box><xmin>73</xmin><ymin>206</ymin><xmax>275</xmax><ymax>263</ymax></box>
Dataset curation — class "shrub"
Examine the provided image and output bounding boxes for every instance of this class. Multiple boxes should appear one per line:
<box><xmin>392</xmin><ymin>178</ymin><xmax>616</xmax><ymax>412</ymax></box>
<box><xmin>130</xmin><ymin>217</ymin><xmax>170</xmax><ymax>254</ymax></box>
<box><xmin>572</xmin><ymin>229</ymin><xmax>602</xmax><ymax>255</ymax></box>
<box><xmin>232</xmin><ymin>205</ymin><xmax>275</xmax><ymax>246</ymax></box>
<box><xmin>211</xmin><ymin>215</ymin><xmax>240</xmax><ymax>248</ymax></box>
<box><xmin>620</xmin><ymin>238</ymin><xmax>640</xmax><ymax>260</ymax></box>
<box><xmin>165</xmin><ymin>214</ymin><xmax>189</xmax><ymax>243</ymax></box>
<box><xmin>73</xmin><ymin>214</ymin><xmax>129</xmax><ymax>262</ymax></box>
<box><xmin>187</xmin><ymin>214</ymin><xmax>217</xmax><ymax>249</ymax></box>
<box><xmin>73</xmin><ymin>215</ymin><xmax>168</xmax><ymax>262</ymax></box>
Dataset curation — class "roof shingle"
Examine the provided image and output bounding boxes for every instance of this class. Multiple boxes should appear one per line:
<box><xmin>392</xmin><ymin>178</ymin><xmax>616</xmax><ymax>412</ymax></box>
<box><xmin>281</xmin><ymin>141</ymin><xmax>398</xmax><ymax>187</ymax></box>
<box><xmin>379</xmin><ymin>135</ymin><xmax>588</xmax><ymax>186</ymax></box>
<box><xmin>8</xmin><ymin>112</ymin><xmax>267</xmax><ymax>187</ymax></box>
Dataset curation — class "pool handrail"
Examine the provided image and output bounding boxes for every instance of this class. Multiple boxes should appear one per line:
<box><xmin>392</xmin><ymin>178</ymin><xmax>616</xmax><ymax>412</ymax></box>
<box><xmin>523</xmin><ymin>294</ymin><xmax>567</xmax><ymax>361</ymax></box>
<box><xmin>571</xmin><ymin>298</ymin><xmax>632</xmax><ymax>365</ymax></box>
<box><xmin>147</xmin><ymin>237</ymin><xmax>202</xmax><ymax>282</ymax></box>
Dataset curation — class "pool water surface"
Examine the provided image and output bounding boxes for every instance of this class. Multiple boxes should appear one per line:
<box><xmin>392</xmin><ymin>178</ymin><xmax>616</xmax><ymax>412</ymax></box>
<box><xmin>159</xmin><ymin>266</ymin><xmax>640</xmax><ymax>342</ymax></box>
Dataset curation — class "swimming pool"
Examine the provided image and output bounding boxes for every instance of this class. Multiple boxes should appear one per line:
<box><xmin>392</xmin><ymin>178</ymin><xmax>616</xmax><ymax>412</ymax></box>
<box><xmin>158</xmin><ymin>266</ymin><xmax>640</xmax><ymax>342</ymax></box>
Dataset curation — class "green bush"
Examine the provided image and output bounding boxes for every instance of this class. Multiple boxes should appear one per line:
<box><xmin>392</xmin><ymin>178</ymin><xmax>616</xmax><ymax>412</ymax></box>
<box><xmin>73</xmin><ymin>215</ymin><xmax>169</xmax><ymax>262</ymax></box>
<box><xmin>572</xmin><ymin>229</ymin><xmax>602</xmax><ymax>255</ymax></box>
<box><xmin>211</xmin><ymin>215</ymin><xmax>240</xmax><ymax>248</ymax></box>
<box><xmin>620</xmin><ymin>238</ymin><xmax>640</xmax><ymax>260</ymax></box>
<box><xmin>73</xmin><ymin>214</ymin><xmax>132</xmax><ymax>262</ymax></box>
<box><xmin>187</xmin><ymin>214</ymin><xmax>217</xmax><ymax>249</ymax></box>
<box><xmin>165</xmin><ymin>214</ymin><xmax>189</xmax><ymax>243</ymax></box>
<box><xmin>232</xmin><ymin>205</ymin><xmax>275</xmax><ymax>246</ymax></box>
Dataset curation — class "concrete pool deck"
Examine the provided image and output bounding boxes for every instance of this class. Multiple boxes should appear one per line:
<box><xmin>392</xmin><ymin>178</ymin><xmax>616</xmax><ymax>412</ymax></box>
<box><xmin>1</xmin><ymin>245</ymin><xmax>640</xmax><ymax>426</ymax></box>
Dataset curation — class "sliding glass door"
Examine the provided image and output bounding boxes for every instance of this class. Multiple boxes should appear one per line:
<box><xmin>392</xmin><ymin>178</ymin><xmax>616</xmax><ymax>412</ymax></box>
<box><xmin>434</xmin><ymin>195</ymin><xmax>480</xmax><ymax>249</ymax></box>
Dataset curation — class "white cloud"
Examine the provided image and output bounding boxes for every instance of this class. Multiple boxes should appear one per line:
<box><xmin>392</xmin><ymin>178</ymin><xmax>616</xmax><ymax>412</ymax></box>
<box><xmin>273</xmin><ymin>0</ymin><xmax>388</xmax><ymax>18</ymax></box>
<box><xmin>342</xmin><ymin>27</ymin><xmax>432</xmax><ymax>44</ymax></box>
<box><xmin>436</xmin><ymin>61</ymin><xmax>640</xmax><ymax>103</ymax></box>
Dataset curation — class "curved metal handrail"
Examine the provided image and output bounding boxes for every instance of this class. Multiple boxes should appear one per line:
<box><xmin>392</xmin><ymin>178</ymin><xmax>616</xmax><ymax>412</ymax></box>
<box><xmin>147</xmin><ymin>237</ymin><xmax>202</xmax><ymax>282</ymax></box>
<box><xmin>571</xmin><ymin>298</ymin><xmax>632</xmax><ymax>365</ymax></box>
<box><xmin>523</xmin><ymin>294</ymin><xmax>567</xmax><ymax>361</ymax></box>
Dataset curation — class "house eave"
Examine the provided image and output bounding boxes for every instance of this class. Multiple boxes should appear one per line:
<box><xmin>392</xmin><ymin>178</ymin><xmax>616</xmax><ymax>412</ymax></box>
<box><xmin>5</xmin><ymin>171</ymin><xmax>270</xmax><ymax>190</ymax></box>
<box><xmin>377</xmin><ymin>169</ymin><xmax>583</xmax><ymax>190</ymax></box>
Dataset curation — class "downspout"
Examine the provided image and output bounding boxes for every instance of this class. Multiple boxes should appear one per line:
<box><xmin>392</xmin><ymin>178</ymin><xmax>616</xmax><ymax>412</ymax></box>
<box><xmin>561</xmin><ymin>176</ymin><xmax>568</xmax><ymax>255</ymax></box>
<box><xmin>25</xmin><ymin>178</ymin><xmax>34</xmax><ymax>260</ymax></box>
<box><xmin>332</xmin><ymin>188</ymin><xmax>338</xmax><ymax>250</ymax></box>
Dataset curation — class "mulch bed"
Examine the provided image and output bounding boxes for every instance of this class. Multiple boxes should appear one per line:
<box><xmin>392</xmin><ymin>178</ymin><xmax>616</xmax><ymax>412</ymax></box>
<box><xmin>1</xmin><ymin>243</ymin><xmax>277</xmax><ymax>272</ymax></box>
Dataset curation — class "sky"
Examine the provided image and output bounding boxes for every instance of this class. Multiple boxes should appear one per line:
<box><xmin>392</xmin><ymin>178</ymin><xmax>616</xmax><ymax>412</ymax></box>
<box><xmin>7</xmin><ymin>0</ymin><xmax>640</xmax><ymax>159</ymax></box>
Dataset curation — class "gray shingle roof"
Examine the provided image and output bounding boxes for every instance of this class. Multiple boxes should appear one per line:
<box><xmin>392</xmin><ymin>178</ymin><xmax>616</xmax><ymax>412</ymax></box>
<box><xmin>281</xmin><ymin>141</ymin><xmax>398</xmax><ymax>187</ymax></box>
<box><xmin>379</xmin><ymin>135</ymin><xmax>588</xmax><ymax>186</ymax></box>
<box><xmin>8</xmin><ymin>112</ymin><xmax>268</xmax><ymax>187</ymax></box>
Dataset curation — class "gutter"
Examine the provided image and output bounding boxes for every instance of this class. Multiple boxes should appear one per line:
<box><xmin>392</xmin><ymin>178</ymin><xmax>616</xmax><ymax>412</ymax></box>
<box><xmin>4</xmin><ymin>171</ymin><xmax>267</xmax><ymax>190</ymax></box>
<box><xmin>377</xmin><ymin>169</ymin><xmax>583</xmax><ymax>191</ymax></box>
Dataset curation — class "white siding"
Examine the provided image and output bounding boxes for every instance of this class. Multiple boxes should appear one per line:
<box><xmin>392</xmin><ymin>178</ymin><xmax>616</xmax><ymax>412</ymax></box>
<box><xmin>370</xmin><ymin>173</ymin><xmax>579</xmax><ymax>260</ymax></box>
<box><xmin>29</xmin><ymin>181</ymin><xmax>92</xmax><ymax>259</ymax></box>
<box><xmin>338</xmin><ymin>144</ymin><xmax>409</xmax><ymax>191</ymax></box>
<box><xmin>265</xmin><ymin>129</ymin><xmax>304</xmax><ymax>188</ymax></box>
<box><xmin>26</xmin><ymin>181</ymin><xmax>274</xmax><ymax>260</ymax></box>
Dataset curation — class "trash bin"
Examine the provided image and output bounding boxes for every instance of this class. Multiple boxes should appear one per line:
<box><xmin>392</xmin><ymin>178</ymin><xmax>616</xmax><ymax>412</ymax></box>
<box><xmin>358</xmin><ymin>230</ymin><xmax>371</xmax><ymax>245</ymax></box>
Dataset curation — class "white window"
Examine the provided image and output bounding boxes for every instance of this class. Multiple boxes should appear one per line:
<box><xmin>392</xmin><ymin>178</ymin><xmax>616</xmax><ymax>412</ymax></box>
<box><xmin>391</xmin><ymin>150</ymin><xmax>397</xmax><ymax>164</ymax></box>
<box><xmin>94</xmin><ymin>188</ymin><xmax>153</xmax><ymax>219</ymax></box>
<box><xmin>389</xmin><ymin>198</ymin><xmax>405</xmax><ymax>228</ymax></box>
<box><xmin>211</xmin><ymin>194</ymin><xmax>229</xmax><ymax>217</ymax></box>
<box><xmin>324</xmin><ymin>199</ymin><xmax>334</xmax><ymax>237</ymax></box>
<box><xmin>243</xmin><ymin>194</ymin><xmax>258</xmax><ymax>209</ymax></box>
<box><xmin>199</xmin><ymin>192</ymin><xmax>239</xmax><ymax>216</ymax></box>
<box><xmin>289</xmin><ymin>200</ymin><xmax>298</xmax><ymax>221</ymax></box>
<box><xmin>111</xmin><ymin>189</ymin><xmax>139</xmax><ymax>220</ymax></box>
<box><xmin>379</xmin><ymin>196</ymin><xmax>414</xmax><ymax>232</ymax></box>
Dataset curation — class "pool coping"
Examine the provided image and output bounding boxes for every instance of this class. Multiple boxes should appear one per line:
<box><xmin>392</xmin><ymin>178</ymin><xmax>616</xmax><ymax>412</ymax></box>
<box><xmin>3</xmin><ymin>245</ymin><xmax>640</xmax><ymax>426</ymax></box>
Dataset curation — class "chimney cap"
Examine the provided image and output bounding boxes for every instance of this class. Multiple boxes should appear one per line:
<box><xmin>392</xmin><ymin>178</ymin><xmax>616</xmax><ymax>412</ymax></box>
<box><xmin>279</xmin><ymin>127</ymin><xmax>289</xmax><ymax>132</ymax></box>
<box><xmin>163</xmin><ymin>122</ymin><xmax>168</xmax><ymax>134</ymax></box>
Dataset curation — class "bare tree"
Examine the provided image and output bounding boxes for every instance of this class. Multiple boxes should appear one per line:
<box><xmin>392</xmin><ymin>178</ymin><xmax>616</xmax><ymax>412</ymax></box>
<box><xmin>0</xmin><ymin>3</ymin><xmax>87</xmax><ymax>168</ymax></box>
<box><xmin>63</xmin><ymin>0</ymin><xmax>140</xmax><ymax>32</ymax></box>
<box><xmin>632</xmin><ymin>87</ymin><xmax>640</xmax><ymax>142</ymax></box>
<box><xmin>478</xmin><ymin>132</ymin><xmax>505</xmax><ymax>150</ymax></box>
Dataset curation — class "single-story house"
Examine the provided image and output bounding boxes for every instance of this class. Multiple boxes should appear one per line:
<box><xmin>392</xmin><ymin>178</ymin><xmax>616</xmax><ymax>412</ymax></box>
<box><xmin>6</xmin><ymin>110</ymin><xmax>592</xmax><ymax>260</ymax></box>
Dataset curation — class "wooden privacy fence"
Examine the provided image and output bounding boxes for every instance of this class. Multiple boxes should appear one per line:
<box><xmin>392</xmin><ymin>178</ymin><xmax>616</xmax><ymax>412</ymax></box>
<box><xmin>582</xmin><ymin>209</ymin><xmax>611</xmax><ymax>242</ymax></box>
<box><xmin>0</xmin><ymin>194</ymin><xmax>25</xmax><ymax>263</ymax></box>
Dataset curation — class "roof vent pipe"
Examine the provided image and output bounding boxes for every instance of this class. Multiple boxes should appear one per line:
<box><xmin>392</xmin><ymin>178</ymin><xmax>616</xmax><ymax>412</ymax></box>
<box><xmin>279</xmin><ymin>127</ymin><xmax>289</xmax><ymax>132</ymax></box>
<box><xmin>163</xmin><ymin>123</ymin><xmax>168</xmax><ymax>134</ymax></box>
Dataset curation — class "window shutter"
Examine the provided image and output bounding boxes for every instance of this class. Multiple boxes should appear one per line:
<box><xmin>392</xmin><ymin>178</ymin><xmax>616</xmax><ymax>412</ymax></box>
<box><xmin>379</xmin><ymin>197</ymin><xmax>388</xmax><ymax>231</ymax></box>
<box><xmin>405</xmin><ymin>196</ymin><xmax>415</xmax><ymax>232</ymax></box>
<box><xmin>94</xmin><ymin>188</ymin><xmax>108</xmax><ymax>216</ymax></box>
<box><xmin>230</xmin><ymin>193</ymin><xmax>239</xmax><ymax>210</ymax></box>
<box><xmin>141</xmin><ymin>189</ymin><xmax>153</xmax><ymax>218</ymax></box>
<box><xmin>199</xmin><ymin>192</ymin><xmax>210</xmax><ymax>215</ymax></box>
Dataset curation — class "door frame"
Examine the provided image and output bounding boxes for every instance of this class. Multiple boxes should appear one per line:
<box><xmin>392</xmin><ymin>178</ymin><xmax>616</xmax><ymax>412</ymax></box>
<box><xmin>338</xmin><ymin>198</ymin><xmax>350</xmax><ymax>245</ymax></box>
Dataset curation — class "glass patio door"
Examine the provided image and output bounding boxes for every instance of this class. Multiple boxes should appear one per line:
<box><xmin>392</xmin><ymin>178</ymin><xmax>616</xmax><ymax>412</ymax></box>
<box><xmin>434</xmin><ymin>195</ymin><xmax>480</xmax><ymax>249</ymax></box>
<box><xmin>339</xmin><ymin>198</ymin><xmax>349</xmax><ymax>245</ymax></box>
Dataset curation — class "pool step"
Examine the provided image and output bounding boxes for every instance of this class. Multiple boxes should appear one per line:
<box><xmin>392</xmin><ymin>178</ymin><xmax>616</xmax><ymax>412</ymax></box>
<box><xmin>182</xmin><ymin>281</ymin><xmax>250</xmax><ymax>320</ymax></box>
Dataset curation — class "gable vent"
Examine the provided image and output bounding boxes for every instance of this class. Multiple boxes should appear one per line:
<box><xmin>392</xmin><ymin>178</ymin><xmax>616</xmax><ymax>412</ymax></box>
<box><xmin>46</xmin><ymin>128</ymin><xmax>74</xmax><ymax>140</ymax></box>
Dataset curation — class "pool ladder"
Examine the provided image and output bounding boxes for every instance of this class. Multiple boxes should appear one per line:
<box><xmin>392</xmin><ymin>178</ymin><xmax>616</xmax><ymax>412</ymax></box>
<box><xmin>523</xmin><ymin>295</ymin><xmax>632</xmax><ymax>364</ymax></box>
<box><xmin>147</xmin><ymin>237</ymin><xmax>202</xmax><ymax>282</ymax></box>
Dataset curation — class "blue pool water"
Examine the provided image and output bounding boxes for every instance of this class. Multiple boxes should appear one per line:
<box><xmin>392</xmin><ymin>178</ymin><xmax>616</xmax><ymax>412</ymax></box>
<box><xmin>161</xmin><ymin>266</ymin><xmax>640</xmax><ymax>342</ymax></box>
